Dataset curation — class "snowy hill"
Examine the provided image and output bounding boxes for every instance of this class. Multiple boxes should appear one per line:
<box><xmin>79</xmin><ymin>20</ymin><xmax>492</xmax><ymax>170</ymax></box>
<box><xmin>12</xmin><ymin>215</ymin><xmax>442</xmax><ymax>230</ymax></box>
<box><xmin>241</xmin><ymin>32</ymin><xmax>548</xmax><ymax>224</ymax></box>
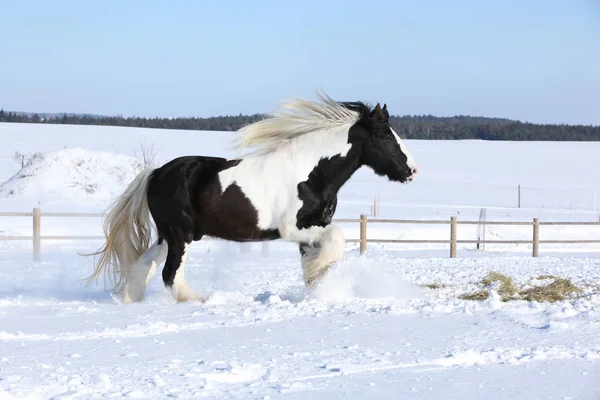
<box><xmin>0</xmin><ymin>147</ymin><xmax>145</xmax><ymax>207</ymax></box>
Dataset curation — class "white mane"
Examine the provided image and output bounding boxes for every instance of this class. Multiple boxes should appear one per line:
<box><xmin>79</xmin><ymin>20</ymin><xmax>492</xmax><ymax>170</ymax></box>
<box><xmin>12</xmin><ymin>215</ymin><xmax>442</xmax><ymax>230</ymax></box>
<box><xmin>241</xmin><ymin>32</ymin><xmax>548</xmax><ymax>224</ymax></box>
<box><xmin>232</xmin><ymin>91</ymin><xmax>361</xmax><ymax>157</ymax></box>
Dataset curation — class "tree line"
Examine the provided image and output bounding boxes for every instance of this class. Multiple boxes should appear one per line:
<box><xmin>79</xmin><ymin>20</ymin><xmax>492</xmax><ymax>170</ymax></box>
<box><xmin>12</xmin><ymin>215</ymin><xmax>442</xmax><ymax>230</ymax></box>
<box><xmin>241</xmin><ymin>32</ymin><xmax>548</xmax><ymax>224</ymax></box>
<box><xmin>0</xmin><ymin>109</ymin><xmax>265</xmax><ymax>132</ymax></box>
<box><xmin>1</xmin><ymin>109</ymin><xmax>598</xmax><ymax>141</ymax></box>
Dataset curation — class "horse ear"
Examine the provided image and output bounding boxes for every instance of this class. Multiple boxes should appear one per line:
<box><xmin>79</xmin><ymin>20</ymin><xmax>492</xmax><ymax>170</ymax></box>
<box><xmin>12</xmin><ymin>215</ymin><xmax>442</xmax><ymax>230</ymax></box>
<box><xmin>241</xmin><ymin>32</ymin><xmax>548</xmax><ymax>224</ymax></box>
<box><xmin>369</xmin><ymin>104</ymin><xmax>378</xmax><ymax>118</ymax></box>
<box><xmin>381</xmin><ymin>103</ymin><xmax>389</xmax><ymax>119</ymax></box>
<box><xmin>370</xmin><ymin>103</ymin><xmax>383</xmax><ymax>120</ymax></box>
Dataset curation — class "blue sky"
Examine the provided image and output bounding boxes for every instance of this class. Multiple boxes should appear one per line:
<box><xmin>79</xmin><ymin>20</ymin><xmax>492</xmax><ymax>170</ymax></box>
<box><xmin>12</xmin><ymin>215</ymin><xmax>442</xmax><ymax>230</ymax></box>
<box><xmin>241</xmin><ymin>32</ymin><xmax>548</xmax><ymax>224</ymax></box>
<box><xmin>1</xmin><ymin>0</ymin><xmax>598</xmax><ymax>124</ymax></box>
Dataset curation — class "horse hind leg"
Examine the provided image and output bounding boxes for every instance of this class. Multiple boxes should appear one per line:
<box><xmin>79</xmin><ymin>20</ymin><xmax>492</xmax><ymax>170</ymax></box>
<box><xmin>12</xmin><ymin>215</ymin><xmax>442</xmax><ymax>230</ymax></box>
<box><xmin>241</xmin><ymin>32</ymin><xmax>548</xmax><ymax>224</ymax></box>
<box><xmin>121</xmin><ymin>238</ymin><xmax>168</xmax><ymax>304</ymax></box>
<box><xmin>299</xmin><ymin>224</ymin><xmax>345</xmax><ymax>288</ymax></box>
<box><xmin>162</xmin><ymin>239</ymin><xmax>205</xmax><ymax>303</ymax></box>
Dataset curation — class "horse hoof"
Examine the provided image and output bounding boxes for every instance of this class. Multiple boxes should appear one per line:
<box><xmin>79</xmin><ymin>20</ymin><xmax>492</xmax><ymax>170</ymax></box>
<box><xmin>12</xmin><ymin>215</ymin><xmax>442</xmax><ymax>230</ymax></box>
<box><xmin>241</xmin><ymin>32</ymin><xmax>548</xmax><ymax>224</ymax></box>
<box><xmin>176</xmin><ymin>295</ymin><xmax>206</xmax><ymax>304</ymax></box>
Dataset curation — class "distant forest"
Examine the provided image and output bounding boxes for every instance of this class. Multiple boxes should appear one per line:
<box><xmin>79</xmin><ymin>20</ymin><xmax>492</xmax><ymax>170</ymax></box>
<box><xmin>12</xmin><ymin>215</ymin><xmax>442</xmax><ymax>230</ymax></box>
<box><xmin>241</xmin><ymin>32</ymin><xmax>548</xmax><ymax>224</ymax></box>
<box><xmin>1</xmin><ymin>108</ymin><xmax>599</xmax><ymax>141</ymax></box>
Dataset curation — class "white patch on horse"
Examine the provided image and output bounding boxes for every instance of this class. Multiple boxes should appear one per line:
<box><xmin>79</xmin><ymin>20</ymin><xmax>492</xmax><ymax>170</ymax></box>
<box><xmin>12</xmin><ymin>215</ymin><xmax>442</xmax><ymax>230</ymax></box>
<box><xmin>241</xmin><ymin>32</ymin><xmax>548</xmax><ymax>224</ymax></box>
<box><xmin>390</xmin><ymin>127</ymin><xmax>418</xmax><ymax>172</ymax></box>
<box><xmin>218</xmin><ymin>93</ymin><xmax>360</xmax><ymax>243</ymax></box>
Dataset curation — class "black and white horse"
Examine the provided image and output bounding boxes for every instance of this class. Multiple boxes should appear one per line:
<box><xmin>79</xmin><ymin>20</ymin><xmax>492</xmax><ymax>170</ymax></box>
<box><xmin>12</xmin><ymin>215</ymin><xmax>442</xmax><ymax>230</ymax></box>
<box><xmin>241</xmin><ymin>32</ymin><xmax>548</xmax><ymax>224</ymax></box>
<box><xmin>85</xmin><ymin>92</ymin><xmax>418</xmax><ymax>304</ymax></box>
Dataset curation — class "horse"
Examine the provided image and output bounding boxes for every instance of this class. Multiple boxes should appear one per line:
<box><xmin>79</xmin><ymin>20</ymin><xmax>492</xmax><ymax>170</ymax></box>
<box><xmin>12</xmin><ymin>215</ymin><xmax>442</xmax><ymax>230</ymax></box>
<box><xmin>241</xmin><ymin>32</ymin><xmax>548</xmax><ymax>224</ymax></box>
<box><xmin>84</xmin><ymin>91</ymin><xmax>418</xmax><ymax>304</ymax></box>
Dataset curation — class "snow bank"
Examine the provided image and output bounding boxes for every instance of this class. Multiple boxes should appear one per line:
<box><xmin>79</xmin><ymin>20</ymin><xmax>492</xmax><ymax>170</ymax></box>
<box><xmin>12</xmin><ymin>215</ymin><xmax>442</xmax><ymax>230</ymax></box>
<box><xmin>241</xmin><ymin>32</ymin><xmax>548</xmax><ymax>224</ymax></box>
<box><xmin>0</xmin><ymin>147</ymin><xmax>145</xmax><ymax>207</ymax></box>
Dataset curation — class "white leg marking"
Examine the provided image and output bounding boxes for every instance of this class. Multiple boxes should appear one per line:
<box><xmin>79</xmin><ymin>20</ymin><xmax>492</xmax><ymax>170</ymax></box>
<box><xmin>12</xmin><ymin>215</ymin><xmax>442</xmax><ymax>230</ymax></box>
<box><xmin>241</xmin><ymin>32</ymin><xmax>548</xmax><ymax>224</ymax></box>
<box><xmin>170</xmin><ymin>243</ymin><xmax>205</xmax><ymax>303</ymax></box>
<box><xmin>300</xmin><ymin>225</ymin><xmax>345</xmax><ymax>287</ymax></box>
<box><xmin>122</xmin><ymin>240</ymin><xmax>168</xmax><ymax>304</ymax></box>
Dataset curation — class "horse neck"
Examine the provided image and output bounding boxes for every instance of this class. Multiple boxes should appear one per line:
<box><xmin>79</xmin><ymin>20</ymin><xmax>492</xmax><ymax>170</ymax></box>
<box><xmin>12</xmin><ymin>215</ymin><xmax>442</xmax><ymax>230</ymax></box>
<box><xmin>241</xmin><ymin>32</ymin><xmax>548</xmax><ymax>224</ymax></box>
<box><xmin>322</xmin><ymin>146</ymin><xmax>362</xmax><ymax>194</ymax></box>
<box><xmin>286</xmin><ymin>125</ymin><xmax>362</xmax><ymax>194</ymax></box>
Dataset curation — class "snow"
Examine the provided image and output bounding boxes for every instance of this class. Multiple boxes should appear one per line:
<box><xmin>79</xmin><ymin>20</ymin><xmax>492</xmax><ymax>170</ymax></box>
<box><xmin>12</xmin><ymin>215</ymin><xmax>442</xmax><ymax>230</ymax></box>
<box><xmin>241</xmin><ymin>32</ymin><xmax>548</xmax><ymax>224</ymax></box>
<box><xmin>0</xmin><ymin>148</ymin><xmax>145</xmax><ymax>207</ymax></box>
<box><xmin>0</xmin><ymin>122</ymin><xmax>599</xmax><ymax>399</ymax></box>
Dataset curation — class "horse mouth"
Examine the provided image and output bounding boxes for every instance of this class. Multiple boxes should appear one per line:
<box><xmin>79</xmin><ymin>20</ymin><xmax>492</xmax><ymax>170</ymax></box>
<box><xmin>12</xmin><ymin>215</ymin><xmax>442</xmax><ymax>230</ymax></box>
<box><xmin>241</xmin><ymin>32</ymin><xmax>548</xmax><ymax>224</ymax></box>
<box><xmin>405</xmin><ymin>166</ymin><xmax>418</xmax><ymax>183</ymax></box>
<box><xmin>399</xmin><ymin>168</ymin><xmax>418</xmax><ymax>184</ymax></box>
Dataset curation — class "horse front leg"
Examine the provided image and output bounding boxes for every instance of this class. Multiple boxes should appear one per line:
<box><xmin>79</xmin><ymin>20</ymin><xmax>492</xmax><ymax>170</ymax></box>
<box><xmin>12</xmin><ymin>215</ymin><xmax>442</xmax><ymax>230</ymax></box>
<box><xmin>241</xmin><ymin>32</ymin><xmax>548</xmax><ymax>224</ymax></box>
<box><xmin>297</xmin><ymin>225</ymin><xmax>345</xmax><ymax>288</ymax></box>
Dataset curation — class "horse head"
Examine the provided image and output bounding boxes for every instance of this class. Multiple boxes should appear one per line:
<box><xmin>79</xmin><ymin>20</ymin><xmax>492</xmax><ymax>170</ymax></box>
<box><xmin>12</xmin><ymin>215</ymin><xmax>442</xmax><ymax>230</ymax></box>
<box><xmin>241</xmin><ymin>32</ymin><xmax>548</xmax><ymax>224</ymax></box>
<box><xmin>347</xmin><ymin>102</ymin><xmax>418</xmax><ymax>183</ymax></box>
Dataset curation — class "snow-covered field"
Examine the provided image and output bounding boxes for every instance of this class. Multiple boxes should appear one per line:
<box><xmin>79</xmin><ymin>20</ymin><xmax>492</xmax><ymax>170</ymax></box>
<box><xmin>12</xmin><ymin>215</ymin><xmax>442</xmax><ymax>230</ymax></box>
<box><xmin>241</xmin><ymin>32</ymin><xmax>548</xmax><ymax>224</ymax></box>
<box><xmin>0</xmin><ymin>122</ymin><xmax>599</xmax><ymax>399</ymax></box>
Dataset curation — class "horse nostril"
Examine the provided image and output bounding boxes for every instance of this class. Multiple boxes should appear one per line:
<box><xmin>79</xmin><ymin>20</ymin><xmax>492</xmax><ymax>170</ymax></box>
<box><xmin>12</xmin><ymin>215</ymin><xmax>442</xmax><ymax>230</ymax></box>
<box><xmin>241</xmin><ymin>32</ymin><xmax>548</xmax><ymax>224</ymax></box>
<box><xmin>412</xmin><ymin>167</ymin><xmax>419</xmax><ymax>175</ymax></box>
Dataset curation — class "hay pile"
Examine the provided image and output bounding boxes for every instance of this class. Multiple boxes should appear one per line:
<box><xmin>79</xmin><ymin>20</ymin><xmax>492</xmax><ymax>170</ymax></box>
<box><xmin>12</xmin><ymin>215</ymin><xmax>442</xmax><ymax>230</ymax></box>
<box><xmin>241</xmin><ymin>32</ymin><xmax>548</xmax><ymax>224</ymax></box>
<box><xmin>458</xmin><ymin>271</ymin><xmax>583</xmax><ymax>303</ymax></box>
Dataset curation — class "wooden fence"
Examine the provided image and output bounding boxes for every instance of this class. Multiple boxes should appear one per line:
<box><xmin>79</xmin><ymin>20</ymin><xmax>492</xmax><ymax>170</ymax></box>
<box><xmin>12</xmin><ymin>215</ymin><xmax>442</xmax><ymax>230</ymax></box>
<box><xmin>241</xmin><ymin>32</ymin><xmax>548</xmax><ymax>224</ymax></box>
<box><xmin>343</xmin><ymin>215</ymin><xmax>600</xmax><ymax>257</ymax></box>
<box><xmin>1</xmin><ymin>208</ymin><xmax>600</xmax><ymax>261</ymax></box>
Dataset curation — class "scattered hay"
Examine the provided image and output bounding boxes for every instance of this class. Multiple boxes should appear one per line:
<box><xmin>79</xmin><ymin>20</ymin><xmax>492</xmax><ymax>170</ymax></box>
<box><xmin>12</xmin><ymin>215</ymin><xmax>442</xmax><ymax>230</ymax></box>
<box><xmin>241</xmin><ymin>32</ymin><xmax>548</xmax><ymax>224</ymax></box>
<box><xmin>519</xmin><ymin>276</ymin><xmax>582</xmax><ymax>302</ymax></box>
<box><xmin>459</xmin><ymin>271</ymin><xmax>583</xmax><ymax>303</ymax></box>
<box><xmin>537</xmin><ymin>274</ymin><xmax>558</xmax><ymax>280</ymax></box>
<box><xmin>480</xmin><ymin>272</ymin><xmax>519</xmax><ymax>299</ymax></box>
<box><xmin>459</xmin><ymin>290</ymin><xmax>489</xmax><ymax>301</ymax></box>
<box><xmin>420</xmin><ymin>283</ymin><xmax>449</xmax><ymax>290</ymax></box>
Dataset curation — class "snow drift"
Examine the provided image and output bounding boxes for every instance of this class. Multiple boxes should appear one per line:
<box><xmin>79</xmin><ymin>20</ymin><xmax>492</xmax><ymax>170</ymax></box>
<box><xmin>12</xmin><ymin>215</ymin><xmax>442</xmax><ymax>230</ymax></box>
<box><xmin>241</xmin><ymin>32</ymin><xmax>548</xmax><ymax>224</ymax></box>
<box><xmin>0</xmin><ymin>147</ymin><xmax>145</xmax><ymax>206</ymax></box>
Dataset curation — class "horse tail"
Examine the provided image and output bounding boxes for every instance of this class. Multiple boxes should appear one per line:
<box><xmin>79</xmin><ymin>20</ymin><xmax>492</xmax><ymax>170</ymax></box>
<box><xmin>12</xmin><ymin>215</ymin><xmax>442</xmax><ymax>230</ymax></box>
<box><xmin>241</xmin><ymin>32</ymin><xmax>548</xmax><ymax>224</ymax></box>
<box><xmin>83</xmin><ymin>167</ymin><xmax>156</xmax><ymax>293</ymax></box>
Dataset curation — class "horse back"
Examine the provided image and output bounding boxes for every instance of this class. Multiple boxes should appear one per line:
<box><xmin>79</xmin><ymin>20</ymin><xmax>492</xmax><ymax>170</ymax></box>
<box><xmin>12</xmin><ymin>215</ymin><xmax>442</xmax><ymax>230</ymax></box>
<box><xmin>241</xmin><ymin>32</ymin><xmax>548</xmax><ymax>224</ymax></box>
<box><xmin>148</xmin><ymin>155</ymin><xmax>280</xmax><ymax>242</ymax></box>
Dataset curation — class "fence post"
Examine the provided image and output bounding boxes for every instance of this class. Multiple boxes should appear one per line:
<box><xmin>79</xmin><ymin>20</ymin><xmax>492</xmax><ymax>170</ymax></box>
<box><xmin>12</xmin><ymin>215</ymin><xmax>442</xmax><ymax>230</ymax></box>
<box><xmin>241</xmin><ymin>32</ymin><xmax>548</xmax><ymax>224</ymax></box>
<box><xmin>33</xmin><ymin>207</ymin><xmax>41</xmax><ymax>262</ymax></box>
<box><xmin>518</xmin><ymin>185</ymin><xmax>521</xmax><ymax>208</ymax></box>
<box><xmin>240</xmin><ymin>242</ymin><xmax>250</xmax><ymax>252</ymax></box>
<box><xmin>476</xmin><ymin>207</ymin><xmax>487</xmax><ymax>251</ymax></box>
<box><xmin>450</xmin><ymin>216</ymin><xmax>457</xmax><ymax>258</ymax></box>
<box><xmin>372</xmin><ymin>197</ymin><xmax>379</xmax><ymax>217</ymax></box>
<box><xmin>360</xmin><ymin>214</ymin><xmax>367</xmax><ymax>255</ymax></box>
<box><xmin>532</xmin><ymin>218</ymin><xmax>540</xmax><ymax>257</ymax></box>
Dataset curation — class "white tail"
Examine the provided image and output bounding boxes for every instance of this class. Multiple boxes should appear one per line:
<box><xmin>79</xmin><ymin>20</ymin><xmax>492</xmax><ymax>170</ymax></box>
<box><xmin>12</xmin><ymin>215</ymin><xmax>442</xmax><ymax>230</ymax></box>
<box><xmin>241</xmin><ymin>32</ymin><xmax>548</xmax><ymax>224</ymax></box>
<box><xmin>83</xmin><ymin>167</ymin><xmax>156</xmax><ymax>293</ymax></box>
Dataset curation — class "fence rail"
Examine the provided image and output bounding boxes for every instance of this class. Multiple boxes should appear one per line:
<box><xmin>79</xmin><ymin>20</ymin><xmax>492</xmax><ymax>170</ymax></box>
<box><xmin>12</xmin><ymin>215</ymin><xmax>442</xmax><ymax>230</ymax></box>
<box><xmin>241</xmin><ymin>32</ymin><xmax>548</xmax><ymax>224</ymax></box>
<box><xmin>346</xmin><ymin>215</ymin><xmax>600</xmax><ymax>257</ymax></box>
<box><xmin>1</xmin><ymin>209</ymin><xmax>600</xmax><ymax>261</ymax></box>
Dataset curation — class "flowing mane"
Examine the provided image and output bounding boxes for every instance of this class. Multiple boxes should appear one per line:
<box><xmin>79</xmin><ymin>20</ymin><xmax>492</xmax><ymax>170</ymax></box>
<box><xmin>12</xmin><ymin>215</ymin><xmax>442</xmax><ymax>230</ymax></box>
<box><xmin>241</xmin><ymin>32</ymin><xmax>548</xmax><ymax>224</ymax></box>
<box><xmin>233</xmin><ymin>91</ymin><xmax>367</xmax><ymax>157</ymax></box>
